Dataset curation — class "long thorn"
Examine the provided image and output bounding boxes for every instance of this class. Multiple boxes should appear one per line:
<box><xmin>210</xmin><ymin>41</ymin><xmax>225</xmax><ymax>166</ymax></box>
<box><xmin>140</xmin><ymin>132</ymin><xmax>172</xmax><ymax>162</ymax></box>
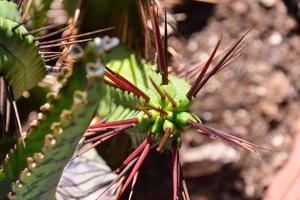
<box><xmin>104</xmin><ymin>68</ymin><xmax>150</xmax><ymax>102</ymax></box>
<box><xmin>128</xmin><ymin>171</ymin><xmax>139</xmax><ymax>200</ymax></box>
<box><xmin>17</xmin><ymin>0</ymin><xmax>24</xmax><ymax>9</ymax></box>
<box><xmin>88</xmin><ymin>118</ymin><xmax>138</xmax><ymax>130</ymax></box>
<box><xmin>143</xmin><ymin>104</ymin><xmax>168</xmax><ymax>116</ymax></box>
<box><xmin>172</xmin><ymin>144</ymin><xmax>179</xmax><ymax>200</ymax></box>
<box><xmin>186</xmin><ymin>34</ymin><xmax>223</xmax><ymax>98</ymax></box>
<box><xmin>23</xmin><ymin>24</ymin><xmax>63</xmax><ymax>36</ymax></box>
<box><xmin>73</xmin><ymin>140</ymin><xmax>103</xmax><ymax>160</ymax></box>
<box><xmin>178</xmin><ymin>46</ymin><xmax>229</xmax><ymax>80</ymax></box>
<box><xmin>21</xmin><ymin>0</ymin><xmax>34</xmax><ymax>20</ymax></box>
<box><xmin>164</xmin><ymin>9</ymin><xmax>169</xmax><ymax>78</ymax></box>
<box><xmin>0</xmin><ymin>77</ymin><xmax>5</xmax><ymax>136</ymax></box>
<box><xmin>35</xmin><ymin>25</ymin><xmax>72</xmax><ymax>41</ymax></box>
<box><xmin>137</xmin><ymin>105</ymin><xmax>152</xmax><ymax>117</ymax></box>
<box><xmin>149</xmin><ymin>77</ymin><xmax>165</xmax><ymax>100</ymax></box>
<box><xmin>137</xmin><ymin>0</ymin><xmax>150</xmax><ymax>59</ymax></box>
<box><xmin>148</xmin><ymin>2</ymin><xmax>167</xmax><ymax>84</ymax></box>
<box><xmin>5</xmin><ymin>99</ymin><xmax>10</xmax><ymax>133</ymax></box>
<box><xmin>156</xmin><ymin>128</ymin><xmax>172</xmax><ymax>152</ymax></box>
<box><xmin>38</xmin><ymin>27</ymin><xmax>114</xmax><ymax>45</ymax></box>
<box><xmin>84</xmin><ymin>124</ymin><xmax>133</xmax><ymax>144</ymax></box>
<box><xmin>44</xmin><ymin>55</ymin><xmax>61</xmax><ymax>62</ymax></box>
<box><xmin>97</xmin><ymin>158</ymin><xmax>139</xmax><ymax>199</ymax></box>
<box><xmin>40</xmin><ymin>51</ymin><xmax>63</xmax><ymax>55</ymax></box>
<box><xmin>180</xmin><ymin>165</ymin><xmax>191</xmax><ymax>200</ymax></box>
<box><xmin>115</xmin><ymin>137</ymin><xmax>148</xmax><ymax>173</ymax></box>
<box><xmin>5</xmin><ymin>84</ymin><xmax>25</xmax><ymax>146</ymax></box>
<box><xmin>216</xmin><ymin>42</ymin><xmax>246</xmax><ymax>73</ymax></box>
<box><xmin>187</xmin><ymin>120</ymin><xmax>267</xmax><ymax>156</ymax></box>
<box><xmin>193</xmin><ymin>30</ymin><xmax>251</xmax><ymax>97</ymax></box>
<box><xmin>42</xmin><ymin>53</ymin><xmax>62</xmax><ymax>59</ymax></box>
<box><xmin>12</xmin><ymin>101</ymin><xmax>25</xmax><ymax>145</ymax></box>
<box><xmin>163</xmin><ymin>90</ymin><xmax>177</xmax><ymax>108</ymax></box>
<box><xmin>39</xmin><ymin>38</ymin><xmax>93</xmax><ymax>49</ymax></box>
<box><xmin>119</xmin><ymin>138</ymin><xmax>151</xmax><ymax>197</ymax></box>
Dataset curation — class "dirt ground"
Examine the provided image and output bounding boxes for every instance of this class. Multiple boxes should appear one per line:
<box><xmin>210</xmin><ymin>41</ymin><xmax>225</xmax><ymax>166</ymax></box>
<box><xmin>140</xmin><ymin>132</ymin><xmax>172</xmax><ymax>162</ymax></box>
<box><xmin>134</xmin><ymin>0</ymin><xmax>300</xmax><ymax>199</ymax></box>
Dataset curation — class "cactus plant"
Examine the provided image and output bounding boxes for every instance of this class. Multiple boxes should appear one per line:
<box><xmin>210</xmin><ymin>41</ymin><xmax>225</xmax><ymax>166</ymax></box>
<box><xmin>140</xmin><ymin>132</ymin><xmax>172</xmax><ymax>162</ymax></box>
<box><xmin>0</xmin><ymin>0</ymin><xmax>266</xmax><ymax>199</ymax></box>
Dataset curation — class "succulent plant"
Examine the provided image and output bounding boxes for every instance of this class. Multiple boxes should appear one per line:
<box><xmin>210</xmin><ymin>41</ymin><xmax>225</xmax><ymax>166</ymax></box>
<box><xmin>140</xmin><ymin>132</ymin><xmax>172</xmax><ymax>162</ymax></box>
<box><xmin>0</xmin><ymin>0</ymin><xmax>266</xmax><ymax>200</ymax></box>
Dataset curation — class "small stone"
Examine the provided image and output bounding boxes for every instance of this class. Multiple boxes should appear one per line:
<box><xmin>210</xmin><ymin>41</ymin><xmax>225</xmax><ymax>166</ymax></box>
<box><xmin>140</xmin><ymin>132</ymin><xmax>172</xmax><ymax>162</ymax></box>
<box><xmin>271</xmin><ymin>134</ymin><xmax>284</xmax><ymax>147</ymax></box>
<box><xmin>232</xmin><ymin>1</ymin><xmax>249</xmax><ymax>15</ymax></box>
<box><xmin>202</xmin><ymin>112</ymin><xmax>213</xmax><ymax>121</ymax></box>
<box><xmin>264</xmin><ymin>72</ymin><xmax>291</xmax><ymax>103</ymax></box>
<box><xmin>271</xmin><ymin>151</ymin><xmax>288</xmax><ymax>169</ymax></box>
<box><xmin>260</xmin><ymin>102</ymin><xmax>278</xmax><ymax>118</ymax></box>
<box><xmin>260</xmin><ymin>0</ymin><xmax>276</xmax><ymax>8</ymax></box>
<box><xmin>187</xmin><ymin>41</ymin><xmax>199</xmax><ymax>52</ymax></box>
<box><xmin>268</xmin><ymin>32</ymin><xmax>282</xmax><ymax>45</ymax></box>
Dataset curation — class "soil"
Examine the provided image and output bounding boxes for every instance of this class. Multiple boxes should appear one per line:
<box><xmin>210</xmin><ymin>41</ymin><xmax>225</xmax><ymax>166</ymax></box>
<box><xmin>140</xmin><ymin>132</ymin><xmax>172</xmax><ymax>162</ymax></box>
<box><xmin>134</xmin><ymin>0</ymin><xmax>300</xmax><ymax>199</ymax></box>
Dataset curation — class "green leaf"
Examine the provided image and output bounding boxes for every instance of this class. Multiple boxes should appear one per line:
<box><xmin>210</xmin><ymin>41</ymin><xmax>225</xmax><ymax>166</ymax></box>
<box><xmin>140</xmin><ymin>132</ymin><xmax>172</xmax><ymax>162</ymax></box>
<box><xmin>0</xmin><ymin>62</ymin><xmax>103</xmax><ymax>199</ymax></box>
<box><xmin>0</xmin><ymin>1</ymin><xmax>46</xmax><ymax>99</ymax></box>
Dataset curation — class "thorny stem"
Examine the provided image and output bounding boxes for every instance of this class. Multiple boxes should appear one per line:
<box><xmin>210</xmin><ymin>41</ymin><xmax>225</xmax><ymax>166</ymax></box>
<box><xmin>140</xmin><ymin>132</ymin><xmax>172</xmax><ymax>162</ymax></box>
<box><xmin>172</xmin><ymin>144</ymin><xmax>179</xmax><ymax>200</ymax></box>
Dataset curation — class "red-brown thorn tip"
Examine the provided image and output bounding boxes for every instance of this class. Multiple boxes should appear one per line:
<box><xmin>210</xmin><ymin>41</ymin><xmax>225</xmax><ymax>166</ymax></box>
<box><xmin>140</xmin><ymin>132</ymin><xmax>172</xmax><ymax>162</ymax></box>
<box><xmin>143</xmin><ymin>104</ymin><xmax>168</xmax><ymax>116</ymax></box>
<box><xmin>187</xmin><ymin>119</ymin><xmax>268</xmax><ymax>157</ymax></box>
<box><xmin>149</xmin><ymin>76</ymin><xmax>166</xmax><ymax>100</ymax></box>
<box><xmin>147</xmin><ymin>1</ymin><xmax>168</xmax><ymax>84</ymax></box>
<box><xmin>137</xmin><ymin>105</ymin><xmax>153</xmax><ymax>117</ymax></box>
<box><xmin>84</xmin><ymin>124</ymin><xmax>133</xmax><ymax>144</ymax></box>
<box><xmin>186</xmin><ymin>34</ymin><xmax>223</xmax><ymax>98</ymax></box>
<box><xmin>156</xmin><ymin>128</ymin><xmax>172</xmax><ymax>152</ymax></box>
<box><xmin>163</xmin><ymin>89</ymin><xmax>177</xmax><ymax>108</ymax></box>
<box><xmin>191</xmin><ymin>30</ymin><xmax>251</xmax><ymax>98</ymax></box>
<box><xmin>104</xmin><ymin>68</ymin><xmax>150</xmax><ymax>102</ymax></box>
